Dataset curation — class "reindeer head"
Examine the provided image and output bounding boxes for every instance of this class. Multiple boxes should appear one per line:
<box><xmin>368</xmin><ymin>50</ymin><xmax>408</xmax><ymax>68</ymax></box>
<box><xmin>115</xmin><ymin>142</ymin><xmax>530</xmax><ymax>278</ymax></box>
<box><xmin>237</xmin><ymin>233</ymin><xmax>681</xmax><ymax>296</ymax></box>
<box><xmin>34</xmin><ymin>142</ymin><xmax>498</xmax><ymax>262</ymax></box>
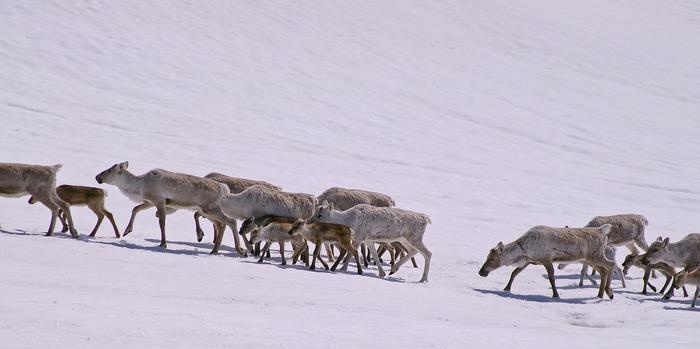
<box><xmin>672</xmin><ymin>270</ymin><xmax>689</xmax><ymax>290</ymax></box>
<box><xmin>249</xmin><ymin>225</ymin><xmax>264</xmax><ymax>244</ymax></box>
<box><xmin>308</xmin><ymin>200</ymin><xmax>334</xmax><ymax>223</ymax></box>
<box><xmin>479</xmin><ymin>242</ymin><xmax>505</xmax><ymax>277</ymax></box>
<box><xmin>96</xmin><ymin>162</ymin><xmax>129</xmax><ymax>184</ymax></box>
<box><xmin>621</xmin><ymin>253</ymin><xmax>641</xmax><ymax>275</ymax></box>
<box><xmin>288</xmin><ymin>219</ymin><xmax>305</xmax><ymax>236</ymax></box>
<box><xmin>641</xmin><ymin>237</ymin><xmax>670</xmax><ymax>266</ymax></box>
<box><xmin>238</xmin><ymin>217</ymin><xmax>255</xmax><ymax>236</ymax></box>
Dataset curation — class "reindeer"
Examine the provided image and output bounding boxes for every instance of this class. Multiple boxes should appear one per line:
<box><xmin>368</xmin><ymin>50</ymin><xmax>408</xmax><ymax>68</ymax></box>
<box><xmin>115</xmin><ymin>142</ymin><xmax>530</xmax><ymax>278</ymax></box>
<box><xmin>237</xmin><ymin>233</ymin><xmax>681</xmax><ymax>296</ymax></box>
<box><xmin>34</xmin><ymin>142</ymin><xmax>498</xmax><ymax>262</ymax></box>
<box><xmin>28</xmin><ymin>184</ymin><xmax>119</xmax><ymax>237</ymax></box>
<box><xmin>642</xmin><ymin>234</ymin><xmax>700</xmax><ymax>299</ymax></box>
<box><xmin>95</xmin><ymin>162</ymin><xmax>240</xmax><ymax>254</ymax></box>
<box><xmin>670</xmin><ymin>268</ymin><xmax>700</xmax><ymax>308</ymax></box>
<box><xmin>622</xmin><ymin>253</ymin><xmax>688</xmax><ymax>296</ymax></box>
<box><xmin>317</xmin><ymin>187</ymin><xmax>414</xmax><ymax>268</ymax></box>
<box><xmin>0</xmin><ymin>163</ymin><xmax>77</xmax><ymax>237</ymax></box>
<box><xmin>562</xmin><ymin>214</ymin><xmax>649</xmax><ymax>286</ymax></box>
<box><xmin>248</xmin><ymin>222</ymin><xmax>306</xmax><ymax>265</ymax></box>
<box><xmin>287</xmin><ymin>219</ymin><xmax>362</xmax><ymax>274</ymax></box>
<box><xmin>192</xmin><ymin>173</ymin><xmax>281</xmax><ymax>244</ymax></box>
<box><xmin>479</xmin><ymin>225</ymin><xmax>616</xmax><ymax>299</ymax></box>
<box><xmin>217</xmin><ymin>185</ymin><xmax>316</xmax><ymax>255</ymax></box>
<box><xmin>308</xmin><ymin>201</ymin><xmax>431</xmax><ymax>282</ymax></box>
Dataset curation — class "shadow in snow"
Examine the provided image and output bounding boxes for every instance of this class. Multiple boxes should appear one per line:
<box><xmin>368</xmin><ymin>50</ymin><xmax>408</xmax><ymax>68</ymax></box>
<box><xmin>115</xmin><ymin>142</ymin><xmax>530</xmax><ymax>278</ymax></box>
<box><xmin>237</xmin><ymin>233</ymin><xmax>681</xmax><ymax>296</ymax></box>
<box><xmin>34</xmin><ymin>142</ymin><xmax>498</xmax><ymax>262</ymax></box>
<box><xmin>472</xmin><ymin>288</ymin><xmax>598</xmax><ymax>304</ymax></box>
<box><xmin>79</xmin><ymin>238</ymin><xmax>207</xmax><ymax>257</ymax></box>
<box><xmin>144</xmin><ymin>238</ymin><xmax>245</xmax><ymax>257</ymax></box>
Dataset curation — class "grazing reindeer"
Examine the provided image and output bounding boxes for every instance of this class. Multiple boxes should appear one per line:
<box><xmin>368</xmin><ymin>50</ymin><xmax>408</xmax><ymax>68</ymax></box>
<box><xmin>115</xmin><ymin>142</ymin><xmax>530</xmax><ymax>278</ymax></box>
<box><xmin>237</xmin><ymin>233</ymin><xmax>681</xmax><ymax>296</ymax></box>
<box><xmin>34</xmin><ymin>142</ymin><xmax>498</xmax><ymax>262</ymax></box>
<box><xmin>95</xmin><ymin>162</ymin><xmax>239</xmax><ymax>254</ymax></box>
<box><xmin>193</xmin><ymin>173</ymin><xmax>281</xmax><ymax>244</ymax></box>
<box><xmin>670</xmin><ymin>268</ymin><xmax>700</xmax><ymax>308</ymax></box>
<box><xmin>28</xmin><ymin>185</ymin><xmax>120</xmax><ymax>237</ymax></box>
<box><xmin>0</xmin><ymin>163</ymin><xmax>77</xmax><ymax>237</ymax></box>
<box><xmin>479</xmin><ymin>225</ymin><xmax>616</xmax><ymax>299</ymax></box>
<box><xmin>622</xmin><ymin>253</ymin><xmax>688</xmax><ymax>296</ymax></box>
<box><xmin>642</xmin><ymin>234</ymin><xmax>700</xmax><ymax>299</ymax></box>
<box><xmin>308</xmin><ymin>201</ymin><xmax>431</xmax><ymax>282</ymax></box>
<box><xmin>249</xmin><ymin>222</ymin><xmax>306</xmax><ymax>265</ymax></box>
<box><xmin>287</xmin><ymin>219</ymin><xmax>362</xmax><ymax>274</ymax></box>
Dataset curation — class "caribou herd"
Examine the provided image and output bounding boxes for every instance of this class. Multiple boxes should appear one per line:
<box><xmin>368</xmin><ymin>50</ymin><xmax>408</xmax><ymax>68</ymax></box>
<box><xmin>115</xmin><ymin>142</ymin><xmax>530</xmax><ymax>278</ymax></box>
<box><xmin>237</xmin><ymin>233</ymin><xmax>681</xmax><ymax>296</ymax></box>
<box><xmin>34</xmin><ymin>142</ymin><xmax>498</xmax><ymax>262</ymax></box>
<box><xmin>1</xmin><ymin>162</ymin><xmax>431</xmax><ymax>282</ymax></box>
<box><xmin>2</xmin><ymin>161</ymin><xmax>700</xmax><ymax>307</ymax></box>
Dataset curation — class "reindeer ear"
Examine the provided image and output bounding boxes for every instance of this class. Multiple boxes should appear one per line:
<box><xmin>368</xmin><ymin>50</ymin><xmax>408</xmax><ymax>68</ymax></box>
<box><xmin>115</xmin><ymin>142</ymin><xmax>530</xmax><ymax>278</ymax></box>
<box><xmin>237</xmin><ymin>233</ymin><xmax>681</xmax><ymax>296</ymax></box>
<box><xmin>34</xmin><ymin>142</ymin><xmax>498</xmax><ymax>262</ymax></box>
<box><xmin>496</xmin><ymin>242</ymin><xmax>504</xmax><ymax>252</ymax></box>
<box><xmin>328</xmin><ymin>201</ymin><xmax>334</xmax><ymax>210</ymax></box>
<box><xmin>321</xmin><ymin>200</ymin><xmax>329</xmax><ymax>206</ymax></box>
<box><xmin>119</xmin><ymin>161</ymin><xmax>129</xmax><ymax>169</ymax></box>
<box><xmin>662</xmin><ymin>237</ymin><xmax>670</xmax><ymax>247</ymax></box>
<box><xmin>655</xmin><ymin>236</ymin><xmax>663</xmax><ymax>242</ymax></box>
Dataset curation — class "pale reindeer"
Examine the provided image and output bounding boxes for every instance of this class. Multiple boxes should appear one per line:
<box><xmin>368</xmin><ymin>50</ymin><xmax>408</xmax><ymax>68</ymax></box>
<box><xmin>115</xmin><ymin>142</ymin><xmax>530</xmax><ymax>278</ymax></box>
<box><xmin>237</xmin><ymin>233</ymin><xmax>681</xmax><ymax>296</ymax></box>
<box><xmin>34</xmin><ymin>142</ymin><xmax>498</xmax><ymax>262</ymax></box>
<box><xmin>622</xmin><ymin>253</ymin><xmax>688</xmax><ymax>296</ymax></box>
<box><xmin>95</xmin><ymin>162</ymin><xmax>240</xmax><ymax>254</ymax></box>
<box><xmin>0</xmin><ymin>163</ymin><xmax>77</xmax><ymax>237</ymax></box>
<box><xmin>239</xmin><ymin>215</ymin><xmax>298</xmax><ymax>257</ymax></box>
<box><xmin>28</xmin><ymin>184</ymin><xmax>119</xmax><ymax>237</ymax></box>
<box><xmin>287</xmin><ymin>219</ymin><xmax>362</xmax><ymax>274</ymax></box>
<box><xmin>561</xmin><ymin>214</ymin><xmax>649</xmax><ymax>286</ymax></box>
<box><xmin>570</xmin><ymin>246</ymin><xmax>626</xmax><ymax>288</ymax></box>
<box><xmin>307</xmin><ymin>201</ymin><xmax>432</xmax><ymax>282</ymax></box>
<box><xmin>642</xmin><ymin>234</ymin><xmax>700</xmax><ymax>299</ymax></box>
<box><xmin>218</xmin><ymin>185</ymin><xmax>316</xmax><ymax>255</ymax></box>
<box><xmin>670</xmin><ymin>268</ymin><xmax>700</xmax><ymax>308</ymax></box>
<box><xmin>248</xmin><ymin>222</ymin><xmax>306</xmax><ymax>265</ymax></box>
<box><xmin>479</xmin><ymin>225</ymin><xmax>616</xmax><ymax>299</ymax></box>
<box><xmin>192</xmin><ymin>173</ymin><xmax>281</xmax><ymax>243</ymax></box>
<box><xmin>317</xmin><ymin>187</ymin><xmax>416</xmax><ymax>268</ymax></box>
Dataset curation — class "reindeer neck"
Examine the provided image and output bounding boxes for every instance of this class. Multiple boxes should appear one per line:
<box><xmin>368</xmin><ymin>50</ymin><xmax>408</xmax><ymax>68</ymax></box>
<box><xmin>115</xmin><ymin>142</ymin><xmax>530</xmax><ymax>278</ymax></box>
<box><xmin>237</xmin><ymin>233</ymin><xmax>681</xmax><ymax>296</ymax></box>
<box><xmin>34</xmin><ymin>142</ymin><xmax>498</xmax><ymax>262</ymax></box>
<box><xmin>502</xmin><ymin>241</ymin><xmax>527</xmax><ymax>266</ymax></box>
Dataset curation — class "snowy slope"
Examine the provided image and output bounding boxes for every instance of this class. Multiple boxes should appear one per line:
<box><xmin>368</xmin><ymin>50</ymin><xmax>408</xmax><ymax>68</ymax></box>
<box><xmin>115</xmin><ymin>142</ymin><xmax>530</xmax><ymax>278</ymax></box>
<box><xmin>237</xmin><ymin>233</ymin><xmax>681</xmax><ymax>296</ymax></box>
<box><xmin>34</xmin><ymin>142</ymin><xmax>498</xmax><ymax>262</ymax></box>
<box><xmin>1</xmin><ymin>1</ymin><xmax>700</xmax><ymax>348</ymax></box>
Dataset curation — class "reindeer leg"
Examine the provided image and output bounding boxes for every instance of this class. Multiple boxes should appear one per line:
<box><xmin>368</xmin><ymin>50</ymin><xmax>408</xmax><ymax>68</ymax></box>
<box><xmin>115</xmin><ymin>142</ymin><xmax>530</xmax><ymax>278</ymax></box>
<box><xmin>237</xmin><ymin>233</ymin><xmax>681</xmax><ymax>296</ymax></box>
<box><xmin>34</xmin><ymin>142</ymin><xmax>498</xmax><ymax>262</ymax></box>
<box><xmin>504</xmin><ymin>264</ymin><xmax>528</xmax><ymax>292</ymax></box>
<box><xmin>257</xmin><ymin>242</ymin><xmax>271</xmax><ymax>263</ymax></box>
<box><xmin>310</xmin><ymin>242</ymin><xmax>321</xmax><ymax>270</ymax></box>
<box><xmin>193</xmin><ymin>212</ymin><xmax>205</xmax><ymax>242</ymax></box>
<box><xmin>102</xmin><ymin>205</ymin><xmax>121</xmax><ymax>238</ymax></box>
<box><xmin>543</xmin><ymin>262</ymin><xmax>559</xmax><ymax>298</ymax></box>
<box><xmin>155</xmin><ymin>202</ymin><xmax>167</xmax><ymax>248</ymax></box>
<box><xmin>690</xmin><ymin>287</ymin><xmax>699</xmax><ymax>307</ymax></box>
<box><xmin>123</xmin><ymin>202</ymin><xmax>153</xmax><ymax>236</ymax></box>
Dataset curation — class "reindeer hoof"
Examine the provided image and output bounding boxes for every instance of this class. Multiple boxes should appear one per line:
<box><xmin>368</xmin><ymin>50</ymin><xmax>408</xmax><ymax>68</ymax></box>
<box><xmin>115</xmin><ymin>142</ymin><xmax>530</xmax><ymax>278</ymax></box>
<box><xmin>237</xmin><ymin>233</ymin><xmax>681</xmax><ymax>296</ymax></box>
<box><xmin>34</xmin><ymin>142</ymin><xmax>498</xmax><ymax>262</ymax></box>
<box><xmin>45</xmin><ymin>232</ymin><xmax>53</xmax><ymax>237</ymax></box>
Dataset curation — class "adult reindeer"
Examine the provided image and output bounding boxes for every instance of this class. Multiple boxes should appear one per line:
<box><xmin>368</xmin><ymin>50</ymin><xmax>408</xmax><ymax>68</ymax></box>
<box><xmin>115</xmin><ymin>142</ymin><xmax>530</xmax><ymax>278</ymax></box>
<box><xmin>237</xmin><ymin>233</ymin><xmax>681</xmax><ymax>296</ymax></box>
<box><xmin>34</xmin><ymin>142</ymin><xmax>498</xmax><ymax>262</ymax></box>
<box><xmin>95</xmin><ymin>162</ymin><xmax>238</xmax><ymax>253</ymax></box>
<box><xmin>0</xmin><ymin>163</ymin><xmax>77</xmax><ymax>237</ymax></box>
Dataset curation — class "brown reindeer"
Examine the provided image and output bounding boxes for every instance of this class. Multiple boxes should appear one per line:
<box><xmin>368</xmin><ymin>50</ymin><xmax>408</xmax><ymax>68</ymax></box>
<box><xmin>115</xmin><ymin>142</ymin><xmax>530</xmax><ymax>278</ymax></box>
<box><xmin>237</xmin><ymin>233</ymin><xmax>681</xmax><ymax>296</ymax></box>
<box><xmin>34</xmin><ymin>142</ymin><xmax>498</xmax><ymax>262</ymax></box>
<box><xmin>29</xmin><ymin>184</ymin><xmax>120</xmax><ymax>237</ymax></box>
<box><xmin>288</xmin><ymin>219</ymin><xmax>363</xmax><ymax>275</ymax></box>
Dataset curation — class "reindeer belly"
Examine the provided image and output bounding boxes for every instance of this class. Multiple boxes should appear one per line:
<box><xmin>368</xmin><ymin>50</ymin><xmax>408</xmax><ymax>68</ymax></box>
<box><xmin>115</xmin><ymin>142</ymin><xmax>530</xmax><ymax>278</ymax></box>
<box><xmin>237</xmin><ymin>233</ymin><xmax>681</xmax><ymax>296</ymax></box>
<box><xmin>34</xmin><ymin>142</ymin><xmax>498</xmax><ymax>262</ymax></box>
<box><xmin>0</xmin><ymin>189</ymin><xmax>28</xmax><ymax>198</ymax></box>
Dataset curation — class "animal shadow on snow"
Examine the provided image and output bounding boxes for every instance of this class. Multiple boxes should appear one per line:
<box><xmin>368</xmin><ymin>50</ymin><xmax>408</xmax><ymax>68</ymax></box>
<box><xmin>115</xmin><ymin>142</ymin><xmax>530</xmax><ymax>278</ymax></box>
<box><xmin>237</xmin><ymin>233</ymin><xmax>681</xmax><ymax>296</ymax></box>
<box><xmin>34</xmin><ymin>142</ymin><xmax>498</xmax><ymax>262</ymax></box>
<box><xmin>1</xmin><ymin>229</ymin><xmax>74</xmax><ymax>238</ymax></box>
<box><xmin>144</xmin><ymin>238</ymin><xmax>244</xmax><ymax>257</ymax></box>
<box><xmin>241</xmin><ymin>258</ymin><xmax>409</xmax><ymax>281</ymax></box>
<box><xmin>77</xmin><ymin>237</ymin><xmax>207</xmax><ymax>256</ymax></box>
<box><xmin>472</xmin><ymin>288</ymin><xmax>595</xmax><ymax>304</ymax></box>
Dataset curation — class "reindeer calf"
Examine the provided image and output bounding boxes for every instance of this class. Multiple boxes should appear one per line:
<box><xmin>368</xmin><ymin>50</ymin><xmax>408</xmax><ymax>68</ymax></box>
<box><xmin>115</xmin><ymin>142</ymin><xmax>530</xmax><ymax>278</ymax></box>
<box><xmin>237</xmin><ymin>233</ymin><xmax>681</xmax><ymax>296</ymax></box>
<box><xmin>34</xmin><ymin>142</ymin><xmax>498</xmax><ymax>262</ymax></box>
<box><xmin>670</xmin><ymin>268</ymin><xmax>700</xmax><ymax>308</ymax></box>
<box><xmin>622</xmin><ymin>253</ymin><xmax>688</xmax><ymax>296</ymax></box>
<box><xmin>288</xmin><ymin>219</ymin><xmax>362</xmax><ymax>274</ymax></box>
<box><xmin>29</xmin><ymin>185</ymin><xmax>120</xmax><ymax>238</ymax></box>
<box><xmin>249</xmin><ymin>222</ymin><xmax>306</xmax><ymax>266</ymax></box>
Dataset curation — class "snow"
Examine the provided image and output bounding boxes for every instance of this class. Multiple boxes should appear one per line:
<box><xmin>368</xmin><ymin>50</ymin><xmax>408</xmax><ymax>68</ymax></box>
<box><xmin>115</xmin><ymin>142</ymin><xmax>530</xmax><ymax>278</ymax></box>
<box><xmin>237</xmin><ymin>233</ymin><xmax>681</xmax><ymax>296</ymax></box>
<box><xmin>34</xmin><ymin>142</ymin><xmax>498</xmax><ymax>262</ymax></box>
<box><xmin>1</xmin><ymin>0</ymin><xmax>700</xmax><ymax>347</ymax></box>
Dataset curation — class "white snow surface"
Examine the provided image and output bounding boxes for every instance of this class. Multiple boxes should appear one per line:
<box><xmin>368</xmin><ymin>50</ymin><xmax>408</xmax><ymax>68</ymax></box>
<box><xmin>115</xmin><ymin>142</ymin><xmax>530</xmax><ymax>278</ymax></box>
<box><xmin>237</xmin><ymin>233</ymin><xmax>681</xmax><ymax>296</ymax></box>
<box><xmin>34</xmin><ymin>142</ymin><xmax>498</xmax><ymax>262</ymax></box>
<box><xmin>2</xmin><ymin>1</ymin><xmax>700</xmax><ymax>347</ymax></box>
